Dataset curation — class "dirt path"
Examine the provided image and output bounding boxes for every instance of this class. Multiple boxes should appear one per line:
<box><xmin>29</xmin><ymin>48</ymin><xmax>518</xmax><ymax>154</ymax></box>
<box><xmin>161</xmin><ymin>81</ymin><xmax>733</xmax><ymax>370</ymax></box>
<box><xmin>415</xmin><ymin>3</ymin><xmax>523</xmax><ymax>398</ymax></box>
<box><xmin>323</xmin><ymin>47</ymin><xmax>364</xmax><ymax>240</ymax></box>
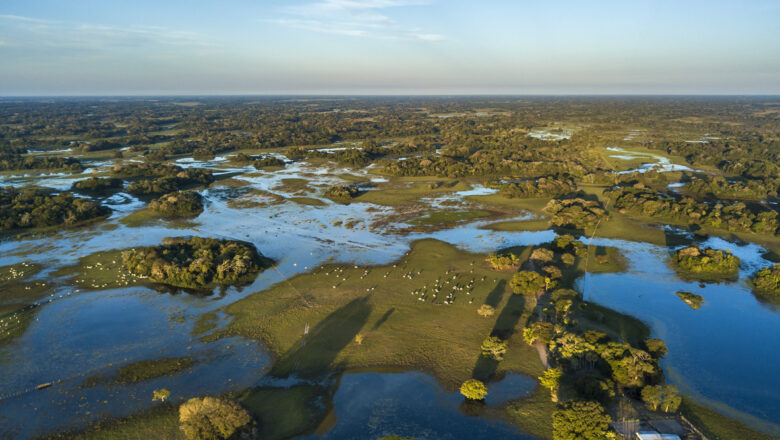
<box><xmin>533</xmin><ymin>340</ymin><xmax>549</xmax><ymax>368</ymax></box>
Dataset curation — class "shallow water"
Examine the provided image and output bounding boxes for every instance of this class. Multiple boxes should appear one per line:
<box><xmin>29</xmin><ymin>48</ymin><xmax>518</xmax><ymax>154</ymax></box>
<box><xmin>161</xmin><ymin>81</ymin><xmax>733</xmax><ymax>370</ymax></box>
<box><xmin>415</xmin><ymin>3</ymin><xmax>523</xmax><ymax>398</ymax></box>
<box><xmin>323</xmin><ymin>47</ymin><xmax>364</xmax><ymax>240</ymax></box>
<box><xmin>606</xmin><ymin>146</ymin><xmax>693</xmax><ymax>173</ymax></box>
<box><xmin>0</xmin><ymin>157</ymin><xmax>778</xmax><ymax>437</ymax></box>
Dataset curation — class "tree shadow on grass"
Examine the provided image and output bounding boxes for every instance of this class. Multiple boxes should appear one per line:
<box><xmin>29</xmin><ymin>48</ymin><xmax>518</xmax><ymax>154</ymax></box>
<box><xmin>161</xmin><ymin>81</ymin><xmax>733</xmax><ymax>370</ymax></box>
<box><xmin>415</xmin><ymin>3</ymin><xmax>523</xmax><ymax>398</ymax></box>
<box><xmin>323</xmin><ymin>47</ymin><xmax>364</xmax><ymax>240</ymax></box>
<box><xmin>471</xmin><ymin>293</ymin><xmax>526</xmax><ymax>382</ymax></box>
<box><xmin>371</xmin><ymin>307</ymin><xmax>395</xmax><ymax>330</ymax></box>
<box><xmin>484</xmin><ymin>279</ymin><xmax>507</xmax><ymax>308</ymax></box>
<box><xmin>270</xmin><ymin>296</ymin><xmax>372</xmax><ymax>379</ymax></box>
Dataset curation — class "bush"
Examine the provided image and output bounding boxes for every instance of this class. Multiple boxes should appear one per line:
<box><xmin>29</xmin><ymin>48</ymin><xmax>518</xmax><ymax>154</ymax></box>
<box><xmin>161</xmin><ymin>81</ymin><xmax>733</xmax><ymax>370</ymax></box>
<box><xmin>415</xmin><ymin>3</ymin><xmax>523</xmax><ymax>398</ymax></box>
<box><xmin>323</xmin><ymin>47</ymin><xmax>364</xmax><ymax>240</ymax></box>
<box><xmin>149</xmin><ymin>191</ymin><xmax>204</xmax><ymax>218</ymax></box>
<box><xmin>179</xmin><ymin>397</ymin><xmax>253</xmax><ymax>440</ymax></box>
<box><xmin>477</xmin><ymin>304</ymin><xmax>495</xmax><ymax>318</ymax></box>
<box><xmin>675</xmin><ymin>291</ymin><xmax>704</xmax><ymax>309</ymax></box>
<box><xmin>459</xmin><ymin>379</ymin><xmax>488</xmax><ymax>400</ymax></box>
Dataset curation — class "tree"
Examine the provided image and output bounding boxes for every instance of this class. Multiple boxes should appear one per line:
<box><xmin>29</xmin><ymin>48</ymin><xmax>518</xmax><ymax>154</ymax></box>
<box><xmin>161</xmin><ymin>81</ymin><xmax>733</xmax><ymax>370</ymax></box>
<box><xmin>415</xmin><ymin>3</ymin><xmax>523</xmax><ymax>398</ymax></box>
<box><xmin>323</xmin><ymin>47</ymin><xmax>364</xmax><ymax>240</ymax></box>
<box><xmin>153</xmin><ymin>388</ymin><xmax>171</xmax><ymax>402</ymax></box>
<box><xmin>460</xmin><ymin>379</ymin><xmax>488</xmax><ymax>400</ymax></box>
<box><xmin>511</xmin><ymin>270</ymin><xmax>547</xmax><ymax>295</ymax></box>
<box><xmin>644</xmin><ymin>339</ymin><xmax>668</xmax><ymax>358</ymax></box>
<box><xmin>552</xmin><ymin>400</ymin><xmax>614</xmax><ymax>440</ymax></box>
<box><xmin>539</xmin><ymin>367</ymin><xmax>563</xmax><ymax>402</ymax></box>
<box><xmin>523</xmin><ymin>321</ymin><xmax>555</xmax><ymax>345</ymax></box>
<box><xmin>179</xmin><ymin>397</ymin><xmax>253</xmax><ymax>440</ymax></box>
<box><xmin>641</xmin><ymin>385</ymin><xmax>681</xmax><ymax>412</ymax></box>
<box><xmin>481</xmin><ymin>336</ymin><xmax>508</xmax><ymax>360</ymax></box>
<box><xmin>477</xmin><ymin>304</ymin><xmax>495</xmax><ymax>318</ymax></box>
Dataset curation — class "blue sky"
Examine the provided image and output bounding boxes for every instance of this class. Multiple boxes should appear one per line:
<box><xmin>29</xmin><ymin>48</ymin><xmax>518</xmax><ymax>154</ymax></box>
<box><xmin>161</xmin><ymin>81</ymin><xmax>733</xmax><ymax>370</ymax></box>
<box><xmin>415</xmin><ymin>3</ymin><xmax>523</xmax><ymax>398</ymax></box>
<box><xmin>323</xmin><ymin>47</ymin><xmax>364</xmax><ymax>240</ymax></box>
<box><xmin>1</xmin><ymin>0</ymin><xmax>778</xmax><ymax>95</ymax></box>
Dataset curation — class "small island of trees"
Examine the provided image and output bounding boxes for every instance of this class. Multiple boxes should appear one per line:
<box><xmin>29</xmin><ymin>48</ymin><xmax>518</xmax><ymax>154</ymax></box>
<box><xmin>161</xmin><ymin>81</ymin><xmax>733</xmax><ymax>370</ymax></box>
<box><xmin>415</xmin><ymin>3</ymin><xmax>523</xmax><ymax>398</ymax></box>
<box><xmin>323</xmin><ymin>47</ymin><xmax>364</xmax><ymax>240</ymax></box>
<box><xmin>0</xmin><ymin>186</ymin><xmax>110</xmax><ymax>231</ymax></box>
<box><xmin>751</xmin><ymin>263</ymin><xmax>780</xmax><ymax>302</ymax></box>
<box><xmin>121</xmin><ymin>236</ymin><xmax>272</xmax><ymax>289</ymax></box>
<box><xmin>71</xmin><ymin>177</ymin><xmax>124</xmax><ymax>194</ymax></box>
<box><xmin>148</xmin><ymin>191</ymin><xmax>204</xmax><ymax>218</ymax></box>
<box><xmin>671</xmin><ymin>246</ymin><xmax>740</xmax><ymax>280</ymax></box>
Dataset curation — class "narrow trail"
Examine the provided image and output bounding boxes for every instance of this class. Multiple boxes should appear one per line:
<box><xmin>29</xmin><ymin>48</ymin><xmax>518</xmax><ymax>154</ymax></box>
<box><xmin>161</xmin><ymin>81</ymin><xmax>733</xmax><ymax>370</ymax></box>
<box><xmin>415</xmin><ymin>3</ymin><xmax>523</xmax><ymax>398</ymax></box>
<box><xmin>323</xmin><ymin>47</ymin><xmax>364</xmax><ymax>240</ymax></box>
<box><xmin>533</xmin><ymin>340</ymin><xmax>549</xmax><ymax>369</ymax></box>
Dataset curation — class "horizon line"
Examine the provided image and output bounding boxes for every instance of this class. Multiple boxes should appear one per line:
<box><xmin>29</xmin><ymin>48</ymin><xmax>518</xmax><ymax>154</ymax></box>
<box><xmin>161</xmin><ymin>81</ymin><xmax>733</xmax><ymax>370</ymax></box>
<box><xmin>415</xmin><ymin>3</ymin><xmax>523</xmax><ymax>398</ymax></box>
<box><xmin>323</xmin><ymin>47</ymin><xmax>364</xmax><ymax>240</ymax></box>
<box><xmin>2</xmin><ymin>93</ymin><xmax>780</xmax><ymax>99</ymax></box>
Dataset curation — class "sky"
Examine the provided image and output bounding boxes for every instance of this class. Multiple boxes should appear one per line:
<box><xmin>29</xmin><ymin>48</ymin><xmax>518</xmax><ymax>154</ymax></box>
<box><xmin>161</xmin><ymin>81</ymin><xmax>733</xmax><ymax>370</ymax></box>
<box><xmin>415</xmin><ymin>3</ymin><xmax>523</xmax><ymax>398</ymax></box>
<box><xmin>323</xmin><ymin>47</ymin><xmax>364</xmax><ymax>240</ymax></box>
<box><xmin>1</xmin><ymin>0</ymin><xmax>779</xmax><ymax>95</ymax></box>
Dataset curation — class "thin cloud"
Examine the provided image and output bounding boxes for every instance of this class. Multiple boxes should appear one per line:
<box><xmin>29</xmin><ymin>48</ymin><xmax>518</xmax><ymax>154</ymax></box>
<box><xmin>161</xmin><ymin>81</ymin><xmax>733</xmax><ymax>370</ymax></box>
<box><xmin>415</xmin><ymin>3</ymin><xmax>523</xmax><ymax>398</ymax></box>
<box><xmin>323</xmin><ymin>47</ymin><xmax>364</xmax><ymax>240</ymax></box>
<box><xmin>269</xmin><ymin>0</ymin><xmax>444</xmax><ymax>41</ymax></box>
<box><xmin>0</xmin><ymin>14</ymin><xmax>53</xmax><ymax>23</ymax></box>
<box><xmin>0</xmin><ymin>16</ymin><xmax>212</xmax><ymax>51</ymax></box>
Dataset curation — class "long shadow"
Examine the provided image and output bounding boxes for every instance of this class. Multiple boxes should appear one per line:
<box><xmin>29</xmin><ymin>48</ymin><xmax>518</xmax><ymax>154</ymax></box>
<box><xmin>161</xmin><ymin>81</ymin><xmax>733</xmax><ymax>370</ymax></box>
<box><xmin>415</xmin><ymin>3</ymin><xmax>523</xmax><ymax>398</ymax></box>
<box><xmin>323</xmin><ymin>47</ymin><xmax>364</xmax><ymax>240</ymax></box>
<box><xmin>484</xmin><ymin>279</ymin><xmax>506</xmax><ymax>308</ymax></box>
<box><xmin>371</xmin><ymin>307</ymin><xmax>395</xmax><ymax>330</ymax></box>
<box><xmin>471</xmin><ymin>293</ymin><xmax>526</xmax><ymax>382</ymax></box>
<box><xmin>270</xmin><ymin>296</ymin><xmax>372</xmax><ymax>379</ymax></box>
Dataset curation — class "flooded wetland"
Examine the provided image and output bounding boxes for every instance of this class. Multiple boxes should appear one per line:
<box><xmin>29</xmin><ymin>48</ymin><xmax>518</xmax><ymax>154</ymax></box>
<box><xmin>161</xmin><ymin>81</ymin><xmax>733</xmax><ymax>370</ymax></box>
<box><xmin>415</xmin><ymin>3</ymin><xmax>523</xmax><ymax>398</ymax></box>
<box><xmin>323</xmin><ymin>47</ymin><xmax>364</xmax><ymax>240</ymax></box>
<box><xmin>0</xmin><ymin>97</ymin><xmax>778</xmax><ymax>440</ymax></box>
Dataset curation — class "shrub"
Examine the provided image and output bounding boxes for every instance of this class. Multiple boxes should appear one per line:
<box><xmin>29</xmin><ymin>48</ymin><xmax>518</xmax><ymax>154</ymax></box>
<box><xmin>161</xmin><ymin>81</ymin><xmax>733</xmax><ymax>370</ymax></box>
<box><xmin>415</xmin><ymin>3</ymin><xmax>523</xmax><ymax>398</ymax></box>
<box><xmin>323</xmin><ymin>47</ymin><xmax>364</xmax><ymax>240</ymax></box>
<box><xmin>477</xmin><ymin>304</ymin><xmax>495</xmax><ymax>318</ymax></box>
<box><xmin>675</xmin><ymin>291</ymin><xmax>703</xmax><ymax>309</ymax></box>
<box><xmin>460</xmin><ymin>379</ymin><xmax>488</xmax><ymax>400</ymax></box>
<box><xmin>179</xmin><ymin>397</ymin><xmax>252</xmax><ymax>440</ymax></box>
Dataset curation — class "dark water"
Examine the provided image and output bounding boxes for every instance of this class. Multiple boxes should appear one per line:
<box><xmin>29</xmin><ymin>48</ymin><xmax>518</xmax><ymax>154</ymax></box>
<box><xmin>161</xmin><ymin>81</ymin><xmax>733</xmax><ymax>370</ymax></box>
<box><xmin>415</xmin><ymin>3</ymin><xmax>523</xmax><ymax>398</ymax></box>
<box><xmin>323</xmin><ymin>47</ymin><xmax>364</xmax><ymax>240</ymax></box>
<box><xmin>309</xmin><ymin>371</ymin><xmax>538</xmax><ymax>440</ymax></box>
<box><xmin>580</xmin><ymin>236</ymin><xmax>780</xmax><ymax>435</ymax></box>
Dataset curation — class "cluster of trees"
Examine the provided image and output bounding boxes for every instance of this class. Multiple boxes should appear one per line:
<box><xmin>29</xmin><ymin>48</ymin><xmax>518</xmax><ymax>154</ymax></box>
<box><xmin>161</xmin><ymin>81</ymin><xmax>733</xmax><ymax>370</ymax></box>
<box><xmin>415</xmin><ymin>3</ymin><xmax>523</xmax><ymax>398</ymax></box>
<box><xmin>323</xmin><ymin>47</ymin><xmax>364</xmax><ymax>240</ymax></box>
<box><xmin>148</xmin><ymin>191</ymin><xmax>204</xmax><ymax>218</ymax></box>
<box><xmin>71</xmin><ymin>177</ymin><xmax>124</xmax><ymax>194</ymax></box>
<box><xmin>303</xmin><ymin>147</ymin><xmax>374</xmax><ymax>167</ymax></box>
<box><xmin>485</xmin><ymin>252</ymin><xmax>520</xmax><ymax>270</ymax></box>
<box><xmin>121</xmin><ymin>236</ymin><xmax>270</xmax><ymax>289</ymax></box>
<box><xmin>605</xmin><ymin>184</ymin><xmax>779</xmax><ymax>236</ymax></box>
<box><xmin>508</xmin><ymin>235</ymin><xmax>682</xmax><ymax>440</ymax></box>
<box><xmin>488</xmin><ymin>175</ymin><xmax>576</xmax><ymax>199</ymax></box>
<box><xmin>0</xmin><ymin>186</ymin><xmax>110</xmax><ymax>231</ymax></box>
<box><xmin>511</xmin><ymin>270</ymin><xmax>551</xmax><ymax>295</ymax></box>
<box><xmin>751</xmin><ymin>263</ymin><xmax>780</xmax><ymax>301</ymax></box>
<box><xmin>671</xmin><ymin>246</ymin><xmax>741</xmax><ymax>278</ymax></box>
<box><xmin>74</xmin><ymin>139</ymin><xmax>123</xmax><ymax>153</ymax></box>
<box><xmin>0</xmin><ymin>151</ymin><xmax>83</xmax><ymax>172</ymax></box>
<box><xmin>544</xmin><ymin>197</ymin><xmax>609</xmax><ymax>230</ymax></box>
<box><xmin>323</xmin><ymin>184</ymin><xmax>361</xmax><ymax>202</ymax></box>
<box><xmin>684</xmin><ymin>175</ymin><xmax>777</xmax><ymax>200</ymax></box>
<box><xmin>110</xmin><ymin>163</ymin><xmax>214</xmax><ymax>196</ymax></box>
<box><xmin>229</xmin><ymin>153</ymin><xmax>285</xmax><ymax>169</ymax></box>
